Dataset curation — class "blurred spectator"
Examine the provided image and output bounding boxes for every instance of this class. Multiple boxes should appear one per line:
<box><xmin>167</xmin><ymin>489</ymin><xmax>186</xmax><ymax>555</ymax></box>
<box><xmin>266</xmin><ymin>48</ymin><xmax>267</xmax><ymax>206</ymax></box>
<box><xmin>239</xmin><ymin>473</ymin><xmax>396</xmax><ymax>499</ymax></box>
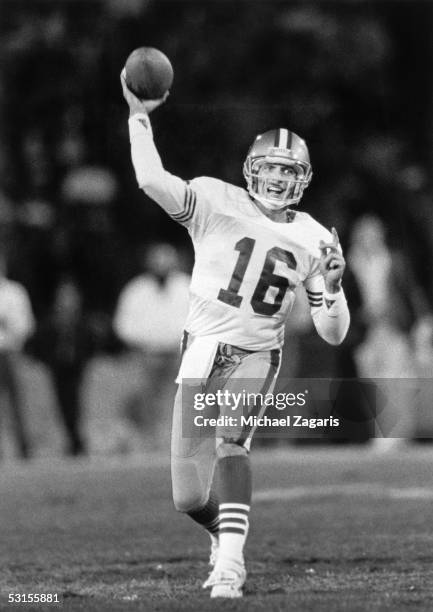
<box><xmin>278</xmin><ymin>277</ymin><xmax>371</xmax><ymax>445</ymax></box>
<box><xmin>411</xmin><ymin>316</ymin><xmax>433</xmax><ymax>440</ymax></box>
<box><xmin>327</xmin><ymin>267</ymin><xmax>372</xmax><ymax>443</ymax></box>
<box><xmin>28</xmin><ymin>278</ymin><xmax>105</xmax><ymax>456</ymax></box>
<box><xmin>413</xmin><ymin>316</ymin><xmax>433</xmax><ymax>378</ymax></box>
<box><xmin>347</xmin><ymin>215</ymin><xmax>430</xmax><ymax>442</ymax></box>
<box><xmin>12</xmin><ymin>198</ymin><xmax>58</xmax><ymax>319</ymax></box>
<box><xmin>61</xmin><ymin>166</ymin><xmax>118</xmax><ymax>207</ymax></box>
<box><xmin>59</xmin><ymin>164</ymin><xmax>126</xmax><ymax>313</ymax></box>
<box><xmin>114</xmin><ymin>242</ymin><xmax>190</xmax><ymax>449</ymax></box>
<box><xmin>0</xmin><ymin>252</ymin><xmax>35</xmax><ymax>459</ymax></box>
<box><xmin>348</xmin><ymin>215</ymin><xmax>428</xmax><ymax>372</ymax></box>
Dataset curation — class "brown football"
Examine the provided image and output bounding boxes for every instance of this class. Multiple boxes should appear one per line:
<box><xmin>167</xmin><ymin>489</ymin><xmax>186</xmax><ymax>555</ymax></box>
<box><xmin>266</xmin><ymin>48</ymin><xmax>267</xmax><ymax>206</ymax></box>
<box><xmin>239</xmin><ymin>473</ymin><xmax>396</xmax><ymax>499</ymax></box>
<box><xmin>124</xmin><ymin>47</ymin><xmax>173</xmax><ymax>100</ymax></box>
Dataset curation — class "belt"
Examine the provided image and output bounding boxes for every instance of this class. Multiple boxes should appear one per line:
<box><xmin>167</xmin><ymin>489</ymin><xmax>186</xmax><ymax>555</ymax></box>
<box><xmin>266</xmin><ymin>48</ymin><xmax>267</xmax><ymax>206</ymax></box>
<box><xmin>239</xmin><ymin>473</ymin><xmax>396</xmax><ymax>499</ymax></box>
<box><xmin>216</xmin><ymin>342</ymin><xmax>255</xmax><ymax>358</ymax></box>
<box><xmin>181</xmin><ymin>331</ymin><xmax>255</xmax><ymax>358</ymax></box>
<box><xmin>181</xmin><ymin>331</ymin><xmax>254</xmax><ymax>356</ymax></box>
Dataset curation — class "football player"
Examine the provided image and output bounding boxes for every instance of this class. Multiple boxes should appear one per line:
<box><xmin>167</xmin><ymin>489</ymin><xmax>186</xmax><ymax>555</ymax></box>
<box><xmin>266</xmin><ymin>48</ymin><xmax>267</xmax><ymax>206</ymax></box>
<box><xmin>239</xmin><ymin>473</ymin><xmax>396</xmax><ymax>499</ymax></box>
<box><xmin>121</xmin><ymin>72</ymin><xmax>350</xmax><ymax>599</ymax></box>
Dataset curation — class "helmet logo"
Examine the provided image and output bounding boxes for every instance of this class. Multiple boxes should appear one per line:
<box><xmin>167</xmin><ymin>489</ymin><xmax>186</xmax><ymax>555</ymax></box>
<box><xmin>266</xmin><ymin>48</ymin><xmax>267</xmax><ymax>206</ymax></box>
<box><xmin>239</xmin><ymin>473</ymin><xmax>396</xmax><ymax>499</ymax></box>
<box><xmin>269</xmin><ymin>147</ymin><xmax>292</xmax><ymax>157</ymax></box>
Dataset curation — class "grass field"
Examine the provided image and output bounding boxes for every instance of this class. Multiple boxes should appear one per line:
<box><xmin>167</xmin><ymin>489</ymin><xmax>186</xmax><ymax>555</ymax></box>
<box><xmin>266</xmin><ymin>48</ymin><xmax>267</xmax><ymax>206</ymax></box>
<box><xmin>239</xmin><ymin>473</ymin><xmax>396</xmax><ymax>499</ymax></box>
<box><xmin>1</xmin><ymin>445</ymin><xmax>433</xmax><ymax>611</ymax></box>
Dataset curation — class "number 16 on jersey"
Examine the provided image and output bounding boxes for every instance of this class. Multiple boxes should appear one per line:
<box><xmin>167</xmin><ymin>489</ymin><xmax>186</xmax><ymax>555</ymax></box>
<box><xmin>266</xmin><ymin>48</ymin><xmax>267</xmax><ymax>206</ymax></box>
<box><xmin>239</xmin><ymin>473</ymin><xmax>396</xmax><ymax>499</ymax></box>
<box><xmin>217</xmin><ymin>236</ymin><xmax>297</xmax><ymax>316</ymax></box>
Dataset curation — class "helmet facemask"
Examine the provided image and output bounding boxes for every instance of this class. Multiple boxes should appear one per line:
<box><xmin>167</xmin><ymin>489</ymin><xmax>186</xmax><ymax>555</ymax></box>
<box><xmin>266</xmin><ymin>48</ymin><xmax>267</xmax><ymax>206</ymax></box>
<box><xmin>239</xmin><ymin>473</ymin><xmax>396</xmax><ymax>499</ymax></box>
<box><xmin>243</xmin><ymin>132</ymin><xmax>313</xmax><ymax>210</ymax></box>
<box><xmin>248</xmin><ymin>159</ymin><xmax>312</xmax><ymax>210</ymax></box>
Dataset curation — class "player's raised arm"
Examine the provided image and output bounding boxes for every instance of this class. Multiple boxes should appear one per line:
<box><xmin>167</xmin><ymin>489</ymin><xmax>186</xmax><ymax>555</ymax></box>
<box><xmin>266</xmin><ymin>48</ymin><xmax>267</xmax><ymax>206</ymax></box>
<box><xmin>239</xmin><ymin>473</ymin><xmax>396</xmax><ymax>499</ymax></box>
<box><xmin>304</xmin><ymin>227</ymin><xmax>350</xmax><ymax>345</ymax></box>
<box><xmin>120</xmin><ymin>70</ymin><xmax>190</xmax><ymax>218</ymax></box>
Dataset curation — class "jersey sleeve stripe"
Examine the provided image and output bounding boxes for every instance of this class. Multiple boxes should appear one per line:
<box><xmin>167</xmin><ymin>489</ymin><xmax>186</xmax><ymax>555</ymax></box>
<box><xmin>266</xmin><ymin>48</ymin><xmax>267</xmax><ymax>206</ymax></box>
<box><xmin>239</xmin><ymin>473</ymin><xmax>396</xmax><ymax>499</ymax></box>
<box><xmin>174</xmin><ymin>191</ymin><xmax>196</xmax><ymax>222</ymax></box>
<box><xmin>169</xmin><ymin>188</ymin><xmax>197</xmax><ymax>223</ymax></box>
<box><xmin>307</xmin><ymin>288</ymin><xmax>323</xmax><ymax>307</ymax></box>
<box><xmin>185</xmin><ymin>191</ymin><xmax>197</xmax><ymax>221</ymax></box>
<box><xmin>170</xmin><ymin>186</ymin><xmax>194</xmax><ymax>219</ymax></box>
<box><xmin>171</xmin><ymin>189</ymin><xmax>195</xmax><ymax>220</ymax></box>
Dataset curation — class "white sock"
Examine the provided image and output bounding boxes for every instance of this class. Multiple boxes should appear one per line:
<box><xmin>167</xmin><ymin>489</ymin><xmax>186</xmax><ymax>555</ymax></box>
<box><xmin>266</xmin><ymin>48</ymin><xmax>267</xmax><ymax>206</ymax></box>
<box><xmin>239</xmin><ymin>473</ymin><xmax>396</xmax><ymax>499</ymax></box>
<box><xmin>216</xmin><ymin>503</ymin><xmax>250</xmax><ymax>568</ymax></box>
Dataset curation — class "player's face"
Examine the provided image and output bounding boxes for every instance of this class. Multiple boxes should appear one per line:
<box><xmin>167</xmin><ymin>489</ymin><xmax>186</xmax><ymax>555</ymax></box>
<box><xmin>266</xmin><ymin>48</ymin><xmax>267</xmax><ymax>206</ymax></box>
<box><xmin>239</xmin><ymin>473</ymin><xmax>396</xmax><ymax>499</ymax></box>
<box><xmin>257</xmin><ymin>163</ymin><xmax>299</xmax><ymax>204</ymax></box>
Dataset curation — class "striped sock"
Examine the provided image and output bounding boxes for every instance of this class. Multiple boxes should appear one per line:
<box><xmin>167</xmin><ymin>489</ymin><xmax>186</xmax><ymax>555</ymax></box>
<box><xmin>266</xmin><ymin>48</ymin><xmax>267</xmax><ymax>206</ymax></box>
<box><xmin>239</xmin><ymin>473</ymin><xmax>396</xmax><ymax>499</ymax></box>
<box><xmin>187</xmin><ymin>490</ymin><xmax>220</xmax><ymax>538</ymax></box>
<box><xmin>217</xmin><ymin>455</ymin><xmax>251</xmax><ymax>567</ymax></box>
<box><xmin>218</xmin><ymin>502</ymin><xmax>250</xmax><ymax>566</ymax></box>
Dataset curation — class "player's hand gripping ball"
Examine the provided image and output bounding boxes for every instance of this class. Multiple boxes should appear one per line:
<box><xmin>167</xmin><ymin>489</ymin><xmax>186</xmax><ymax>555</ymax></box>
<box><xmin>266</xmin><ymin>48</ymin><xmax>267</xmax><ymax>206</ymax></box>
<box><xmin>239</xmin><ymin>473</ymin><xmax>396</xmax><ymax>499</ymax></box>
<box><xmin>124</xmin><ymin>47</ymin><xmax>173</xmax><ymax>100</ymax></box>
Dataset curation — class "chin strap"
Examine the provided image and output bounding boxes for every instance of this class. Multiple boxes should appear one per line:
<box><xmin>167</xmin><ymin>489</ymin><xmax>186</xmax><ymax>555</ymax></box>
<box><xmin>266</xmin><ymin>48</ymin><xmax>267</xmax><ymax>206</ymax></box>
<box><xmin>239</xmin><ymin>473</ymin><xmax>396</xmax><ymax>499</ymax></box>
<box><xmin>250</xmin><ymin>190</ymin><xmax>300</xmax><ymax>212</ymax></box>
<box><xmin>249</xmin><ymin>196</ymin><xmax>297</xmax><ymax>222</ymax></box>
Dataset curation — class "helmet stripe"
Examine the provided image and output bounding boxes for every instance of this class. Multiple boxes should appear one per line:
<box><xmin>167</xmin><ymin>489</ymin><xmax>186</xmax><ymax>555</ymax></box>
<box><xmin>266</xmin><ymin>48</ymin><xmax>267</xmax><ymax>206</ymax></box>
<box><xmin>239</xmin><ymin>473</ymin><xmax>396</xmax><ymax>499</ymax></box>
<box><xmin>278</xmin><ymin>128</ymin><xmax>289</xmax><ymax>149</ymax></box>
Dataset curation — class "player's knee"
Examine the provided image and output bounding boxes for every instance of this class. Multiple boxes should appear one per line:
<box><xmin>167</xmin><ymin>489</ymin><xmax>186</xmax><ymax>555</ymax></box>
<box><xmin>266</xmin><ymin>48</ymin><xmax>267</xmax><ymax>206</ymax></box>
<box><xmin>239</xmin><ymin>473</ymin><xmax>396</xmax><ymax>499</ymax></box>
<box><xmin>171</xmin><ymin>455</ymin><xmax>211</xmax><ymax>513</ymax></box>
<box><xmin>172</xmin><ymin>489</ymin><xmax>207</xmax><ymax>514</ymax></box>
<box><xmin>216</xmin><ymin>440</ymin><xmax>248</xmax><ymax>459</ymax></box>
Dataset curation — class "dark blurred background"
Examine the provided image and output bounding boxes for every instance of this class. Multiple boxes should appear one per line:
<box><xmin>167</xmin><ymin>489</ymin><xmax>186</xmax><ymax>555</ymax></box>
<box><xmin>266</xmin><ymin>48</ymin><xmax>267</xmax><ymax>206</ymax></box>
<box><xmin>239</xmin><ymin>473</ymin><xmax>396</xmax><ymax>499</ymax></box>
<box><xmin>1</xmin><ymin>0</ymin><xmax>433</xmax><ymax>312</ymax></box>
<box><xmin>1</xmin><ymin>0</ymin><xmax>433</xmax><ymax>457</ymax></box>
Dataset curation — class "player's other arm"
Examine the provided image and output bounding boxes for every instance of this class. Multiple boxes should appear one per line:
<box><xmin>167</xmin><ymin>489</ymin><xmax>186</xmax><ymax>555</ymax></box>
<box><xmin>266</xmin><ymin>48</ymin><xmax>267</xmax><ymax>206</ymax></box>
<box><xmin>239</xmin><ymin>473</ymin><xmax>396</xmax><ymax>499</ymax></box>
<box><xmin>304</xmin><ymin>228</ymin><xmax>350</xmax><ymax>345</ymax></box>
<box><xmin>120</xmin><ymin>70</ymin><xmax>189</xmax><ymax>217</ymax></box>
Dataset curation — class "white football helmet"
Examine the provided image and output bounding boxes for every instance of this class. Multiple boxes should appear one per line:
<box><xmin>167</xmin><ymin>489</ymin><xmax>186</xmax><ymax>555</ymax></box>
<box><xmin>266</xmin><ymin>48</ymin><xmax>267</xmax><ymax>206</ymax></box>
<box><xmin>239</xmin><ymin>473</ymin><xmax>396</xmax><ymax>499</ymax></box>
<box><xmin>243</xmin><ymin>128</ymin><xmax>312</xmax><ymax>210</ymax></box>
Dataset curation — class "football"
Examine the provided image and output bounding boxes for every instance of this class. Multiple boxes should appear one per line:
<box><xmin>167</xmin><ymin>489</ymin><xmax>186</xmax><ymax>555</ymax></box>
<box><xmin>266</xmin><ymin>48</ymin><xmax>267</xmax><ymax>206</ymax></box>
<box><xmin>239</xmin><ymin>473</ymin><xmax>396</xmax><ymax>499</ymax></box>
<box><xmin>124</xmin><ymin>47</ymin><xmax>173</xmax><ymax>100</ymax></box>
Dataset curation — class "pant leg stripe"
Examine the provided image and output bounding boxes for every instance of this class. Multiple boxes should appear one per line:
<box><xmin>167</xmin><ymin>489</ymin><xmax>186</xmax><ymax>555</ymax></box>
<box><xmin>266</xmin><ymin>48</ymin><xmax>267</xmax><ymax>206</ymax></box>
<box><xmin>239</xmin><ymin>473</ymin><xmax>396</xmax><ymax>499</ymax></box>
<box><xmin>180</xmin><ymin>330</ymin><xmax>189</xmax><ymax>357</ymax></box>
<box><xmin>238</xmin><ymin>350</ymin><xmax>281</xmax><ymax>446</ymax></box>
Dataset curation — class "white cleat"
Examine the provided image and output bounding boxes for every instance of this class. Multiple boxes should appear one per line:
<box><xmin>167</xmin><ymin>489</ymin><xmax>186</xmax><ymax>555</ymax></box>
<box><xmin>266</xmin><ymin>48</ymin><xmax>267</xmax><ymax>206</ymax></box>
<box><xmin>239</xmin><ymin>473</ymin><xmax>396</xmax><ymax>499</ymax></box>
<box><xmin>203</xmin><ymin>561</ymin><xmax>246</xmax><ymax>598</ymax></box>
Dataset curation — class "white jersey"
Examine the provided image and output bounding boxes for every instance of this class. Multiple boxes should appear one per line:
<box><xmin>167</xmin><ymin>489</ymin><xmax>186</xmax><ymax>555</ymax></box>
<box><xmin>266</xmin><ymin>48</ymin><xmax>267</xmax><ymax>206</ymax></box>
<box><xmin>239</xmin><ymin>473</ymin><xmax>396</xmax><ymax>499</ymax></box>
<box><xmin>128</xmin><ymin>113</ymin><xmax>350</xmax><ymax>351</ymax></box>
